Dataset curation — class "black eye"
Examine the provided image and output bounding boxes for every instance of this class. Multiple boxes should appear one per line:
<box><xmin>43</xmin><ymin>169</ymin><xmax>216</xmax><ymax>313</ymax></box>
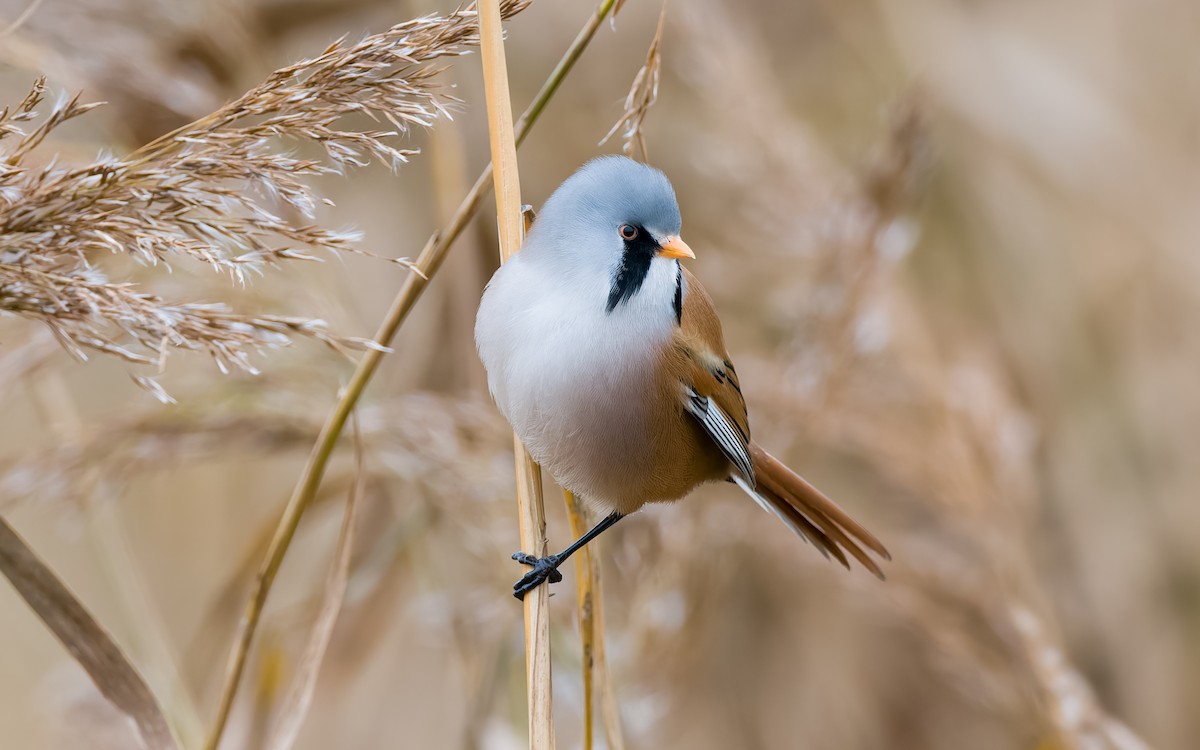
<box><xmin>619</xmin><ymin>224</ymin><xmax>638</xmax><ymax>240</ymax></box>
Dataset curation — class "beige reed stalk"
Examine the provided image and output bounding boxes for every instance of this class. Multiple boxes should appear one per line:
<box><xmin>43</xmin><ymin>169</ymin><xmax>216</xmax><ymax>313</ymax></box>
<box><xmin>478</xmin><ymin>0</ymin><xmax>555</xmax><ymax>745</ymax></box>
<box><xmin>563</xmin><ymin>490</ymin><xmax>626</xmax><ymax>750</ymax></box>
<box><xmin>563</xmin><ymin>491</ymin><xmax>595</xmax><ymax>748</ymax></box>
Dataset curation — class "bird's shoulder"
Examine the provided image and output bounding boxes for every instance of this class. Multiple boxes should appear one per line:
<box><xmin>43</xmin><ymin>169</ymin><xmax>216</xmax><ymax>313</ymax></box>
<box><xmin>673</xmin><ymin>269</ymin><xmax>743</xmax><ymax>392</ymax></box>
<box><xmin>665</xmin><ymin>268</ymin><xmax>752</xmax><ymax>465</ymax></box>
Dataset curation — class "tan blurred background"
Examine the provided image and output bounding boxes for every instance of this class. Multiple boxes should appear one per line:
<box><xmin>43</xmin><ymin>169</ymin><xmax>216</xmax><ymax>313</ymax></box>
<box><xmin>1</xmin><ymin>0</ymin><xmax>1198</xmax><ymax>748</ymax></box>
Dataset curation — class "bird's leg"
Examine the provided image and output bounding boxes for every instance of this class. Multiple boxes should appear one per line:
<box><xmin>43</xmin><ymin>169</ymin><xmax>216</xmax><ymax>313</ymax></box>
<box><xmin>511</xmin><ymin>511</ymin><xmax>624</xmax><ymax>600</ymax></box>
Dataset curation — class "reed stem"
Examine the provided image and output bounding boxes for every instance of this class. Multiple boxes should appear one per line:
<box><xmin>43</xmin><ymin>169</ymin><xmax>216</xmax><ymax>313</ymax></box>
<box><xmin>478</xmin><ymin>0</ymin><xmax>554</xmax><ymax>745</ymax></box>
<box><xmin>563</xmin><ymin>491</ymin><xmax>595</xmax><ymax>750</ymax></box>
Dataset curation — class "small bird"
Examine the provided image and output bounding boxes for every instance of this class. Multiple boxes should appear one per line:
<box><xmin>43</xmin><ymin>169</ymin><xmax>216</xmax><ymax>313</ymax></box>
<box><xmin>475</xmin><ymin>156</ymin><xmax>889</xmax><ymax>600</ymax></box>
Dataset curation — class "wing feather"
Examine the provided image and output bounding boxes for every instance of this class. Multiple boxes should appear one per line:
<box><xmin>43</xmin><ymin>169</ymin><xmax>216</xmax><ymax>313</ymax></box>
<box><xmin>684</xmin><ymin>387</ymin><xmax>755</xmax><ymax>483</ymax></box>
<box><xmin>668</xmin><ymin>268</ymin><xmax>756</xmax><ymax>483</ymax></box>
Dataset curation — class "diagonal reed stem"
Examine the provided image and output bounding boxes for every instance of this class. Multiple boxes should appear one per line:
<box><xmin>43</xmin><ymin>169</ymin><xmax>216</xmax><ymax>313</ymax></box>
<box><xmin>203</xmin><ymin>2</ymin><xmax>618</xmax><ymax>749</ymax></box>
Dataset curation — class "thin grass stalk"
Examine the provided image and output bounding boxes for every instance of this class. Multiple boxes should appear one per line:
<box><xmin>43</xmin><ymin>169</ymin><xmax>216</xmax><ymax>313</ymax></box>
<box><xmin>264</xmin><ymin>412</ymin><xmax>363</xmax><ymax>750</ymax></box>
<box><xmin>564</xmin><ymin>490</ymin><xmax>626</xmax><ymax>750</ymax></box>
<box><xmin>566</xmin><ymin>484</ymin><xmax>628</xmax><ymax>748</ymax></box>
<box><xmin>202</xmin><ymin>2</ymin><xmax>618</xmax><ymax>747</ymax></box>
<box><xmin>594</xmin><ymin>574</ymin><xmax>625</xmax><ymax>750</ymax></box>
<box><xmin>599</xmin><ymin>2</ymin><xmax>666</xmax><ymax>162</ymax></box>
<box><xmin>478</xmin><ymin>0</ymin><xmax>555</xmax><ymax>745</ymax></box>
<box><xmin>563</xmin><ymin>490</ymin><xmax>596</xmax><ymax>749</ymax></box>
<box><xmin>0</xmin><ymin>0</ymin><xmax>47</xmax><ymax>39</ymax></box>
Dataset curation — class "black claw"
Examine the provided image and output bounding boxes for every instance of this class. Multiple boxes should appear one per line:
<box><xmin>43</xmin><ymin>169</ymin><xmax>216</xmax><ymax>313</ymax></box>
<box><xmin>511</xmin><ymin>551</ymin><xmax>540</xmax><ymax>566</ymax></box>
<box><xmin>510</xmin><ymin>552</ymin><xmax>563</xmax><ymax>600</ymax></box>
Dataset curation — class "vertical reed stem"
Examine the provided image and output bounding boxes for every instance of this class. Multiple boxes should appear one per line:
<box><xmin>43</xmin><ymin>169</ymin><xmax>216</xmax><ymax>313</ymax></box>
<box><xmin>563</xmin><ymin>491</ymin><xmax>595</xmax><ymax>750</ymax></box>
<box><xmin>564</xmin><ymin>490</ymin><xmax>626</xmax><ymax>750</ymax></box>
<box><xmin>478</xmin><ymin>1</ymin><xmax>555</xmax><ymax>747</ymax></box>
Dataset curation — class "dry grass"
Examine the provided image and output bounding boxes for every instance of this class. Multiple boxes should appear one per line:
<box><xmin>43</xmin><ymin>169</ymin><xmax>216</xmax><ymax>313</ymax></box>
<box><xmin>0</xmin><ymin>1</ymin><xmax>530</xmax><ymax>394</ymax></box>
<box><xmin>1</xmin><ymin>1</ymin><xmax>1197</xmax><ymax>749</ymax></box>
<box><xmin>599</xmin><ymin>2</ymin><xmax>665</xmax><ymax>162</ymax></box>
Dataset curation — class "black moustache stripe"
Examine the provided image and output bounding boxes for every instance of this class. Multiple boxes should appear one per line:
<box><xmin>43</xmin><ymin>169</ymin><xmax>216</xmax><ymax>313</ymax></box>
<box><xmin>606</xmin><ymin>226</ymin><xmax>660</xmax><ymax>313</ymax></box>
<box><xmin>672</xmin><ymin>262</ymin><xmax>683</xmax><ymax>325</ymax></box>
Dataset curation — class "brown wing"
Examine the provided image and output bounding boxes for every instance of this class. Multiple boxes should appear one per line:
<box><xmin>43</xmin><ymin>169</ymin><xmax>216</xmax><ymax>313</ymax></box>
<box><xmin>669</xmin><ymin>268</ymin><xmax>890</xmax><ymax>575</ymax></box>
<box><xmin>669</xmin><ymin>267</ymin><xmax>754</xmax><ymax>482</ymax></box>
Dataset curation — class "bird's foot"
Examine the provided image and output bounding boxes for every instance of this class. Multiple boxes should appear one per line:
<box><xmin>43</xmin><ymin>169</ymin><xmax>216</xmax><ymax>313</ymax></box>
<box><xmin>511</xmin><ymin>552</ymin><xmax>564</xmax><ymax>600</ymax></box>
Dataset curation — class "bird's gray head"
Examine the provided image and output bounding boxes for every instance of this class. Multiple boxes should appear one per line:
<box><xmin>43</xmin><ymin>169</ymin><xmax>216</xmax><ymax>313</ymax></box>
<box><xmin>525</xmin><ymin>156</ymin><xmax>694</xmax><ymax>314</ymax></box>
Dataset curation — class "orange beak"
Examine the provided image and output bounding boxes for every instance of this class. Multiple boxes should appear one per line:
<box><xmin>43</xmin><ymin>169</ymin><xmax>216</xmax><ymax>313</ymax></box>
<box><xmin>657</xmin><ymin>235</ymin><xmax>695</xmax><ymax>260</ymax></box>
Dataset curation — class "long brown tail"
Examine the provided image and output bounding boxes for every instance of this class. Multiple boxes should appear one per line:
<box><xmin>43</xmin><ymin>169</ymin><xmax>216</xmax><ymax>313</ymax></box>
<box><xmin>742</xmin><ymin>442</ymin><xmax>891</xmax><ymax>579</ymax></box>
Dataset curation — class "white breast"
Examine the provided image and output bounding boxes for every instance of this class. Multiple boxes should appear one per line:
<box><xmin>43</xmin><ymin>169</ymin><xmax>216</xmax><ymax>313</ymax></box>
<box><xmin>474</xmin><ymin>251</ymin><xmax>680</xmax><ymax>509</ymax></box>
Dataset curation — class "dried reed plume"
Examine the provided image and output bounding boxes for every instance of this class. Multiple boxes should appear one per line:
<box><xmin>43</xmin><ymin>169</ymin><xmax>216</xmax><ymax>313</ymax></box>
<box><xmin>600</xmin><ymin>3</ymin><xmax>665</xmax><ymax>161</ymax></box>
<box><xmin>0</xmin><ymin>0</ymin><xmax>529</xmax><ymax>391</ymax></box>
